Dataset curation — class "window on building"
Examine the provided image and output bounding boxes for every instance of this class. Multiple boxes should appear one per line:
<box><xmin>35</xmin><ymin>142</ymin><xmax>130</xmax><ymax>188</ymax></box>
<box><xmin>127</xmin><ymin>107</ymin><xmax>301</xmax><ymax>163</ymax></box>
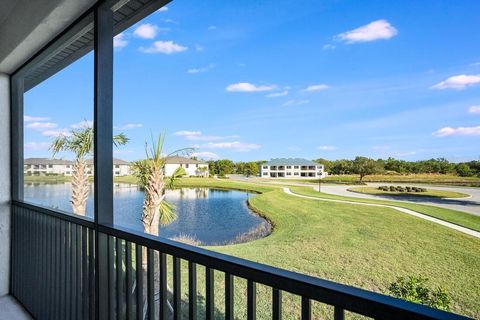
<box><xmin>294</xmin><ymin>166</ymin><xmax>299</xmax><ymax>169</ymax></box>
<box><xmin>48</xmin><ymin>164</ymin><xmax>53</xmax><ymax>168</ymax></box>
<box><xmin>294</xmin><ymin>172</ymin><xmax>299</xmax><ymax>176</ymax></box>
<box><xmin>286</xmin><ymin>166</ymin><xmax>291</xmax><ymax>169</ymax></box>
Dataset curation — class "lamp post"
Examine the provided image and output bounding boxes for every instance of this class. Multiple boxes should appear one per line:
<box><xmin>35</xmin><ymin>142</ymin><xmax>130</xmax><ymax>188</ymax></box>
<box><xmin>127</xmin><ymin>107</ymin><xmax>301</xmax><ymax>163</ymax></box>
<box><xmin>318</xmin><ymin>170</ymin><xmax>321</xmax><ymax>193</ymax></box>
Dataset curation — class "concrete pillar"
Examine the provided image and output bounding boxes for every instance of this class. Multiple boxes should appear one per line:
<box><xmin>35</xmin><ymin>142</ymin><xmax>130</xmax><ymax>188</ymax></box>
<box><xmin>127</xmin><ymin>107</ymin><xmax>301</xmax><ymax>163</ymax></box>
<box><xmin>0</xmin><ymin>72</ymin><xmax>11</xmax><ymax>296</ymax></box>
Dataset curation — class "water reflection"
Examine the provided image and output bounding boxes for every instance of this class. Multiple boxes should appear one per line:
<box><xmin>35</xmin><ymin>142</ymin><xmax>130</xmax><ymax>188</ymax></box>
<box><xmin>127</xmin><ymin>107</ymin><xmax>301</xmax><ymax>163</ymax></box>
<box><xmin>24</xmin><ymin>183</ymin><xmax>269</xmax><ymax>245</ymax></box>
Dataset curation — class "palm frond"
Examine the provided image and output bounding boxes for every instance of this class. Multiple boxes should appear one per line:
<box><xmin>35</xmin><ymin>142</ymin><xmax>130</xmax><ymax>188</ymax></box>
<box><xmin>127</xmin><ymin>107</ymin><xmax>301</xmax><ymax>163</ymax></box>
<box><xmin>169</xmin><ymin>166</ymin><xmax>187</xmax><ymax>189</ymax></box>
<box><xmin>159</xmin><ymin>200</ymin><xmax>176</xmax><ymax>225</ymax></box>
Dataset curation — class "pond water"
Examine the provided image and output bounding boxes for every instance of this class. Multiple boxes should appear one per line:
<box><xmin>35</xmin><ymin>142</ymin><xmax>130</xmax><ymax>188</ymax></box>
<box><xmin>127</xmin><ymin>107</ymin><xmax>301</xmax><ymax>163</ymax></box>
<box><xmin>23</xmin><ymin>183</ymin><xmax>270</xmax><ymax>245</ymax></box>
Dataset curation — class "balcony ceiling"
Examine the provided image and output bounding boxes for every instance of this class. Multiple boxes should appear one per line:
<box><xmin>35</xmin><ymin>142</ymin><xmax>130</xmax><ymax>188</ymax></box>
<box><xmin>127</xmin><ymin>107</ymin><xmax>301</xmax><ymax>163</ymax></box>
<box><xmin>0</xmin><ymin>0</ymin><xmax>97</xmax><ymax>74</ymax></box>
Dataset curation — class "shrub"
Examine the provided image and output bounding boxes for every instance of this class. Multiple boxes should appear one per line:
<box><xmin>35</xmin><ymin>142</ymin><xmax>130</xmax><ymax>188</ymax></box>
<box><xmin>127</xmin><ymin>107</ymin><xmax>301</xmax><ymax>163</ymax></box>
<box><xmin>388</xmin><ymin>276</ymin><xmax>451</xmax><ymax>311</ymax></box>
<box><xmin>389</xmin><ymin>186</ymin><xmax>396</xmax><ymax>191</ymax></box>
<box><xmin>396</xmin><ymin>186</ymin><xmax>405</xmax><ymax>192</ymax></box>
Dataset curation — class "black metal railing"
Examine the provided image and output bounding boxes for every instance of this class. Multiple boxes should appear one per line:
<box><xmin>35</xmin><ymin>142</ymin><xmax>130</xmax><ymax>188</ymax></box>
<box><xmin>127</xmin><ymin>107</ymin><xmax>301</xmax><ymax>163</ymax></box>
<box><xmin>11</xmin><ymin>201</ymin><xmax>472</xmax><ymax>320</ymax></box>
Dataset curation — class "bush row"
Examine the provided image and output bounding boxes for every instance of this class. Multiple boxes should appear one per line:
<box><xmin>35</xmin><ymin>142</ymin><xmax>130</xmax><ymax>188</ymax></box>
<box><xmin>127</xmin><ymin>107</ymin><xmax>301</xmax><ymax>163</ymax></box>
<box><xmin>378</xmin><ymin>185</ymin><xmax>427</xmax><ymax>192</ymax></box>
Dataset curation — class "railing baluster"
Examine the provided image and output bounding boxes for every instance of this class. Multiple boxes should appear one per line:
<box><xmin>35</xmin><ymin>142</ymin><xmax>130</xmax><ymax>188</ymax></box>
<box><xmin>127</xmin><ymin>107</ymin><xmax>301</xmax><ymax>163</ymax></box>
<box><xmin>188</xmin><ymin>261</ymin><xmax>197</xmax><ymax>320</ymax></box>
<box><xmin>88</xmin><ymin>228</ymin><xmax>95</xmax><ymax>320</ymax></box>
<box><xmin>147</xmin><ymin>248</ymin><xmax>155</xmax><ymax>319</ymax></box>
<box><xmin>173</xmin><ymin>257</ymin><xmax>181</xmax><ymax>320</ymax></box>
<box><xmin>56</xmin><ymin>219</ymin><xmax>61</xmax><ymax>320</ymax></box>
<box><xmin>65</xmin><ymin>223</ymin><xmax>71</xmax><ymax>319</ymax></box>
<box><xmin>126</xmin><ymin>241</ymin><xmax>134</xmax><ymax>319</ymax></box>
<box><xmin>76</xmin><ymin>225</ymin><xmax>82</xmax><ymax>320</ymax></box>
<box><xmin>159</xmin><ymin>252</ymin><xmax>168</xmax><ymax>320</ymax></box>
<box><xmin>71</xmin><ymin>223</ymin><xmax>78</xmax><ymax>319</ymax></box>
<box><xmin>109</xmin><ymin>236</ymin><xmax>116</xmax><ymax>319</ymax></box>
<box><xmin>117</xmin><ymin>238</ymin><xmax>125</xmax><ymax>320</ymax></box>
<box><xmin>301</xmin><ymin>297</ymin><xmax>311</xmax><ymax>320</ymax></box>
<box><xmin>81</xmin><ymin>226</ymin><xmax>88</xmax><ymax>320</ymax></box>
<box><xmin>206</xmin><ymin>267</ymin><xmax>214</xmax><ymax>320</ymax></box>
<box><xmin>247</xmin><ymin>280</ymin><xmax>256</xmax><ymax>320</ymax></box>
<box><xmin>334</xmin><ymin>306</ymin><xmax>345</xmax><ymax>320</ymax></box>
<box><xmin>136</xmin><ymin>244</ymin><xmax>144</xmax><ymax>320</ymax></box>
<box><xmin>225</xmin><ymin>273</ymin><xmax>234</xmax><ymax>320</ymax></box>
<box><xmin>272</xmin><ymin>288</ymin><xmax>282</xmax><ymax>320</ymax></box>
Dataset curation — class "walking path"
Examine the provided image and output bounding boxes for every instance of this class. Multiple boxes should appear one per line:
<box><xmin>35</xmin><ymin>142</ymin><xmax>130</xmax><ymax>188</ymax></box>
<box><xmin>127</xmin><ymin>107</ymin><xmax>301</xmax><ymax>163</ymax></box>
<box><xmin>283</xmin><ymin>187</ymin><xmax>480</xmax><ymax>239</ymax></box>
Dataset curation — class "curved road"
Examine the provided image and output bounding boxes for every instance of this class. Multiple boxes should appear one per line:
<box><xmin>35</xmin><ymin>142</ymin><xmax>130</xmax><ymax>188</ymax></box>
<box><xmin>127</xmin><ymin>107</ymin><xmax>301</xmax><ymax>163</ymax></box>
<box><xmin>229</xmin><ymin>175</ymin><xmax>480</xmax><ymax>215</ymax></box>
<box><xmin>283</xmin><ymin>187</ymin><xmax>480</xmax><ymax>238</ymax></box>
<box><xmin>318</xmin><ymin>183</ymin><xmax>480</xmax><ymax>216</ymax></box>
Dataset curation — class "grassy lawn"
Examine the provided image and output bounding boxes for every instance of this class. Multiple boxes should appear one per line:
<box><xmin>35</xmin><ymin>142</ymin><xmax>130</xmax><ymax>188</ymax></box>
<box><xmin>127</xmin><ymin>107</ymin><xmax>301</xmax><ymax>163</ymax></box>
<box><xmin>289</xmin><ymin>174</ymin><xmax>480</xmax><ymax>187</ymax></box>
<box><xmin>147</xmin><ymin>178</ymin><xmax>479</xmax><ymax>318</ymax></box>
<box><xmin>24</xmin><ymin>175</ymin><xmax>72</xmax><ymax>183</ymax></box>
<box><xmin>348</xmin><ymin>186</ymin><xmax>470</xmax><ymax>199</ymax></box>
<box><xmin>290</xmin><ymin>186</ymin><xmax>480</xmax><ymax>233</ymax></box>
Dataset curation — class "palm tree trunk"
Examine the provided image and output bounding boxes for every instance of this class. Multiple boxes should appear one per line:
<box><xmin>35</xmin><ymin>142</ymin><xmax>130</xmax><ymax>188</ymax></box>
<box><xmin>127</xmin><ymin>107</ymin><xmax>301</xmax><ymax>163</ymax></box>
<box><xmin>71</xmin><ymin>159</ymin><xmax>89</xmax><ymax>215</ymax></box>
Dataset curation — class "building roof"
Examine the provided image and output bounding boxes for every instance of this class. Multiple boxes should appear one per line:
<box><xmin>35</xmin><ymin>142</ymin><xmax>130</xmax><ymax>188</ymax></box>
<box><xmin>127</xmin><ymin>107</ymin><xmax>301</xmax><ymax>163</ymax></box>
<box><xmin>264</xmin><ymin>158</ymin><xmax>319</xmax><ymax>166</ymax></box>
<box><xmin>165</xmin><ymin>156</ymin><xmax>207</xmax><ymax>165</ymax></box>
<box><xmin>24</xmin><ymin>158</ymin><xmax>73</xmax><ymax>165</ymax></box>
<box><xmin>85</xmin><ymin>158</ymin><xmax>130</xmax><ymax>165</ymax></box>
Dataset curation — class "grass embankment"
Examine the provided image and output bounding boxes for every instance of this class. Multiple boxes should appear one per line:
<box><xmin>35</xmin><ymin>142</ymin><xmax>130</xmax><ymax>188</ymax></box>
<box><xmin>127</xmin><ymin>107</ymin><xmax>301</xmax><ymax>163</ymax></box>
<box><xmin>290</xmin><ymin>174</ymin><xmax>480</xmax><ymax>187</ymax></box>
<box><xmin>24</xmin><ymin>175</ymin><xmax>72</xmax><ymax>183</ymax></box>
<box><xmin>290</xmin><ymin>186</ymin><xmax>480</xmax><ymax>232</ymax></box>
<box><xmin>348</xmin><ymin>186</ymin><xmax>470</xmax><ymax>199</ymax></box>
<box><xmin>154</xmin><ymin>179</ymin><xmax>479</xmax><ymax>318</ymax></box>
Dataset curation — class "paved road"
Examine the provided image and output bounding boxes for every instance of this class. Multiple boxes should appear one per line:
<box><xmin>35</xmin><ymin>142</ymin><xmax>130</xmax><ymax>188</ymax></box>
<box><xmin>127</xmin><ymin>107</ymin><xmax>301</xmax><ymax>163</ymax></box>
<box><xmin>283</xmin><ymin>187</ymin><xmax>480</xmax><ymax>238</ymax></box>
<box><xmin>228</xmin><ymin>175</ymin><xmax>480</xmax><ymax>216</ymax></box>
<box><xmin>318</xmin><ymin>183</ymin><xmax>480</xmax><ymax>216</ymax></box>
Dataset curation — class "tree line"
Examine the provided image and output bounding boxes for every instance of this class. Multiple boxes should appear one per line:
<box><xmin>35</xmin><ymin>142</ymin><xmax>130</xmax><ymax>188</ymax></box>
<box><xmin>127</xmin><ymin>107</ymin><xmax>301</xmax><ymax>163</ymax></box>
<box><xmin>315</xmin><ymin>157</ymin><xmax>480</xmax><ymax>178</ymax></box>
<box><xmin>205</xmin><ymin>157</ymin><xmax>480</xmax><ymax>179</ymax></box>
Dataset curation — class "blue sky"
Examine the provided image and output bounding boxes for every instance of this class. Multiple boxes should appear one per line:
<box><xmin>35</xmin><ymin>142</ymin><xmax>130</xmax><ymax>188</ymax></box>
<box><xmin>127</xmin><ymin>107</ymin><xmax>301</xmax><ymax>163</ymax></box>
<box><xmin>24</xmin><ymin>0</ymin><xmax>480</xmax><ymax>162</ymax></box>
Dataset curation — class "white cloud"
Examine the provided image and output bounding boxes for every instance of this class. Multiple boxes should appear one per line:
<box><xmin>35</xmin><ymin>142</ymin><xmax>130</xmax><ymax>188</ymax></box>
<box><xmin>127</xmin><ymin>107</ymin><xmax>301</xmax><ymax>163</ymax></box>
<box><xmin>469</xmin><ymin>105</ymin><xmax>480</xmax><ymax>114</ymax></box>
<box><xmin>337</xmin><ymin>19</ymin><xmax>398</xmax><ymax>44</ymax></box>
<box><xmin>24</xmin><ymin>115</ymin><xmax>49</xmax><ymax>122</ymax></box>
<box><xmin>139</xmin><ymin>40</ymin><xmax>188</xmax><ymax>54</ymax></box>
<box><xmin>430</xmin><ymin>74</ymin><xmax>480</xmax><ymax>90</ymax></box>
<box><xmin>134</xmin><ymin>23</ymin><xmax>159</xmax><ymax>39</ymax></box>
<box><xmin>192</xmin><ymin>151</ymin><xmax>219</xmax><ymax>160</ymax></box>
<box><xmin>71</xmin><ymin>120</ymin><xmax>93</xmax><ymax>129</ymax></box>
<box><xmin>433</xmin><ymin>126</ymin><xmax>480</xmax><ymax>137</ymax></box>
<box><xmin>265</xmin><ymin>90</ymin><xmax>288</xmax><ymax>98</ymax></box>
<box><xmin>372</xmin><ymin>145</ymin><xmax>390</xmax><ymax>151</ymax></box>
<box><xmin>114</xmin><ymin>33</ymin><xmax>128</xmax><ymax>48</ymax></box>
<box><xmin>203</xmin><ymin>141</ymin><xmax>261</xmax><ymax>152</ymax></box>
<box><xmin>24</xmin><ymin>142</ymin><xmax>50</xmax><ymax>151</ymax></box>
<box><xmin>303</xmin><ymin>84</ymin><xmax>329</xmax><ymax>92</ymax></box>
<box><xmin>26</xmin><ymin>122</ymin><xmax>57</xmax><ymax>130</ymax></box>
<box><xmin>208</xmin><ymin>26</ymin><xmax>217</xmax><ymax>30</ymax></box>
<box><xmin>42</xmin><ymin>129</ymin><xmax>71</xmax><ymax>137</ymax></box>
<box><xmin>226</xmin><ymin>82</ymin><xmax>276</xmax><ymax>92</ymax></box>
<box><xmin>114</xmin><ymin>149</ymin><xmax>134</xmax><ymax>155</ymax></box>
<box><xmin>470</xmin><ymin>62</ymin><xmax>480</xmax><ymax>66</ymax></box>
<box><xmin>317</xmin><ymin>145</ymin><xmax>338</xmax><ymax>151</ymax></box>
<box><xmin>187</xmin><ymin>64</ymin><xmax>215</xmax><ymax>74</ymax></box>
<box><xmin>175</xmin><ymin>130</ymin><xmax>202</xmax><ymax>137</ymax></box>
<box><xmin>195</xmin><ymin>44</ymin><xmax>204</xmax><ymax>52</ymax></box>
<box><xmin>157</xmin><ymin>6</ymin><xmax>168</xmax><ymax>12</ymax></box>
<box><xmin>283</xmin><ymin>99</ymin><xmax>309</xmax><ymax>106</ymax></box>
<box><xmin>116</xmin><ymin>123</ymin><xmax>143</xmax><ymax>130</ymax></box>
<box><xmin>322</xmin><ymin>44</ymin><xmax>336</xmax><ymax>50</ymax></box>
<box><xmin>174</xmin><ymin>130</ymin><xmax>238</xmax><ymax>141</ymax></box>
<box><xmin>395</xmin><ymin>151</ymin><xmax>417</xmax><ymax>157</ymax></box>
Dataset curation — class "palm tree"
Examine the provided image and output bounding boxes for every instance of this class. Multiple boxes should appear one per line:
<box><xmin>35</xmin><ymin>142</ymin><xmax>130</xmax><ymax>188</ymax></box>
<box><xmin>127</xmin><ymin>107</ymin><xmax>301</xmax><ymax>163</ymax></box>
<box><xmin>131</xmin><ymin>134</ymin><xmax>188</xmax><ymax>236</ymax></box>
<box><xmin>50</xmin><ymin>125</ymin><xmax>129</xmax><ymax>215</ymax></box>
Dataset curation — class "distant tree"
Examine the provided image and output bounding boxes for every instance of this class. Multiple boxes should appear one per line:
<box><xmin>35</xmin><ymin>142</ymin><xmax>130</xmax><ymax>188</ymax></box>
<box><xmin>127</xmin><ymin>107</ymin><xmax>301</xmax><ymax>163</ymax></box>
<box><xmin>244</xmin><ymin>162</ymin><xmax>259</xmax><ymax>177</ymax></box>
<box><xmin>215</xmin><ymin>159</ymin><xmax>235</xmax><ymax>176</ymax></box>
<box><xmin>352</xmin><ymin>156</ymin><xmax>379</xmax><ymax>181</ymax></box>
<box><xmin>455</xmin><ymin>163</ymin><xmax>473</xmax><ymax>177</ymax></box>
<box><xmin>315</xmin><ymin>158</ymin><xmax>333</xmax><ymax>172</ymax></box>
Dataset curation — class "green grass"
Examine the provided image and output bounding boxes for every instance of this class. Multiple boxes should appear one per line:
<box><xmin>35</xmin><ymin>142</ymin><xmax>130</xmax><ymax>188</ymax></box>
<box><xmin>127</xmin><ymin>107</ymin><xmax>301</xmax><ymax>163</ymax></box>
<box><xmin>24</xmin><ymin>175</ymin><xmax>72</xmax><ymax>183</ymax></box>
<box><xmin>348</xmin><ymin>186</ymin><xmax>470</xmax><ymax>199</ymax></box>
<box><xmin>143</xmin><ymin>178</ymin><xmax>480</xmax><ymax>318</ymax></box>
<box><xmin>290</xmin><ymin>186</ymin><xmax>480</xmax><ymax>232</ymax></box>
<box><xmin>289</xmin><ymin>174</ymin><xmax>480</xmax><ymax>187</ymax></box>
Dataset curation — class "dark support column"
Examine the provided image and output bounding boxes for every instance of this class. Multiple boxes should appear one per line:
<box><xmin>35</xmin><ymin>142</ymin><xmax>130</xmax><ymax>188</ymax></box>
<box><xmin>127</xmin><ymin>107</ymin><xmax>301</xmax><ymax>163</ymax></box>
<box><xmin>10</xmin><ymin>75</ymin><xmax>24</xmax><ymax>202</ymax></box>
<box><xmin>94</xmin><ymin>3</ymin><xmax>114</xmax><ymax>319</ymax></box>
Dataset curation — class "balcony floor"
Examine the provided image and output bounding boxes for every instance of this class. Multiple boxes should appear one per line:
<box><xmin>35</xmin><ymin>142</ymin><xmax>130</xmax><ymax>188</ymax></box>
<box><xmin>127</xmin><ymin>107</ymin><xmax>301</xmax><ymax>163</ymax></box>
<box><xmin>0</xmin><ymin>295</ymin><xmax>32</xmax><ymax>320</ymax></box>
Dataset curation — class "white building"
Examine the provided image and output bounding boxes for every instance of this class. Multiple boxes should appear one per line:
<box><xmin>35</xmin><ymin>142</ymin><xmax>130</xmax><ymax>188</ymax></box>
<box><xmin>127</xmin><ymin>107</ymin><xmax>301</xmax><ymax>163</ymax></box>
<box><xmin>164</xmin><ymin>156</ymin><xmax>209</xmax><ymax>177</ymax></box>
<box><xmin>260</xmin><ymin>158</ymin><xmax>326</xmax><ymax>179</ymax></box>
<box><xmin>24</xmin><ymin>158</ymin><xmax>131</xmax><ymax>177</ymax></box>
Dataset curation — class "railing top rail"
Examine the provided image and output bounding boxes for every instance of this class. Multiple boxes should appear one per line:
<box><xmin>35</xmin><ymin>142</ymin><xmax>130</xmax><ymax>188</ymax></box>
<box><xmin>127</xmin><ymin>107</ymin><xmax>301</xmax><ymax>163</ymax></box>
<box><xmin>98</xmin><ymin>223</ymin><xmax>471</xmax><ymax>320</ymax></box>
